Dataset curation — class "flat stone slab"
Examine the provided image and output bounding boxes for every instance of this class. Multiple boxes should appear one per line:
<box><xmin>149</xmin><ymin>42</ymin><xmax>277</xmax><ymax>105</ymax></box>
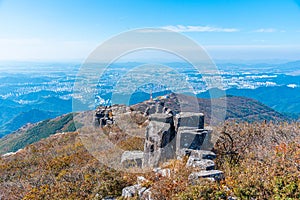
<box><xmin>121</xmin><ymin>151</ymin><xmax>144</xmax><ymax>168</ymax></box>
<box><xmin>186</xmin><ymin>156</ymin><xmax>215</xmax><ymax>170</ymax></box>
<box><xmin>177</xmin><ymin>149</ymin><xmax>216</xmax><ymax>160</ymax></box>
<box><xmin>189</xmin><ymin>170</ymin><xmax>224</xmax><ymax>182</ymax></box>
<box><xmin>178</xmin><ymin>130</ymin><xmax>208</xmax><ymax>150</ymax></box>
<box><xmin>191</xmin><ymin>150</ymin><xmax>217</xmax><ymax>160</ymax></box>
<box><xmin>176</xmin><ymin>112</ymin><xmax>204</xmax><ymax>129</ymax></box>
<box><xmin>149</xmin><ymin>113</ymin><xmax>173</xmax><ymax>123</ymax></box>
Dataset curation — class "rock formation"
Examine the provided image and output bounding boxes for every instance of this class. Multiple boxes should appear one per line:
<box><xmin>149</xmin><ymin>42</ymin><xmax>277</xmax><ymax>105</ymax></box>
<box><xmin>143</xmin><ymin>113</ymin><xmax>176</xmax><ymax>168</ymax></box>
<box><xmin>112</xmin><ymin>100</ymin><xmax>224</xmax><ymax>199</ymax></box>
<box><xmin>143</xmin><ymin>103</ymin><xmax>211</xmax><ymax>167</ymax></box>
<box><xmin>94</xmin><ymin>106</ymin><xmax>114</xmax><ymax>127</ymax></box>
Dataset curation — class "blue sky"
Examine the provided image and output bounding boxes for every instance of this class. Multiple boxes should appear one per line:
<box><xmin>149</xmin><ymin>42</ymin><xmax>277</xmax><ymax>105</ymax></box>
<box><xmin>0</xmin><ymin>0</ymin><xmax>300</xmax><ymax>61</ymax></box>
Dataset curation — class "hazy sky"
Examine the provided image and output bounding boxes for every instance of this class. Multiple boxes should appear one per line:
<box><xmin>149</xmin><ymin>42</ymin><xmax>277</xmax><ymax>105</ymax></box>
<box><xmin>0</xmin><ymin>0</ymin><xmax>300</xmax><ymax>61</ymax></box>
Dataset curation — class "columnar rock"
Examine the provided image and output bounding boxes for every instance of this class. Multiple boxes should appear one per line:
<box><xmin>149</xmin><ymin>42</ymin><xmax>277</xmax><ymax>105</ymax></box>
<box><xmin>143</xmin><ymin>113</ymin><xmax>176</xmax><ymax>168</ymax></box>
<box><xmin>143</xmin><ymin>110</ymin><xmax>211</xmax><ymax>167</ymax></box>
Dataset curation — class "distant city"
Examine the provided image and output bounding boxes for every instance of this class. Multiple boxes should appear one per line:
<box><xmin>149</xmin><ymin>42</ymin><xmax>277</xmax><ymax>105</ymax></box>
<box><xmin>0</xmin><ymin>61</ymin><xmax>299</xmax><ymax>102</ymax></box>
<box><xmin>0</xmin><ymin>61</ymin><xmax>299</xmax><ymax>137</ymax></box>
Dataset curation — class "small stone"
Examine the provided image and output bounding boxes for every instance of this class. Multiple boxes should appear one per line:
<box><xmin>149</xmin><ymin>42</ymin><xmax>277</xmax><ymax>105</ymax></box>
<box><xmin>153</xmin><ymin>168</ymin><xmax>171</xmax><ymax>177</ymax></box>
<box><xmin>188</xmin><ymin>170</ymin><xmax>224</xmax><ymax>182</ymax></box>
<box><xmin>137</xmin><ymin>176</ymin><xmax>148</xmax><ymax>185</ymax></box>
<box><xmin>190</xmin><ymin>150</ymin><xmax>217</xmax><ymax>160</ymax></box>
<box><xmin>141</xmin><ymin>188</ymin><xmax>153</xmax><ymax>200</ymax></box>
<box><xmin>122</xmin><ymin>184</ymin><xmax>146</xmax><ymax>198</ymax></box>
<box><xmin>177</xmin><ymin>149</ymin><xmax>217</xmax><ymax>160</ymax></box>
<box><xmin>121</xmin><ymin>151</ymin><xmax>144</xmax><ymax>168</ymax></box>
<box><xmin>101</xmin><ymin>196</ymin><xmax>116</xmax><ymax>200</ymax></box>
<box><xmin>186</xmin><ymin>156</ymin><xmax>215</xmax><ymax>170</ymax></box>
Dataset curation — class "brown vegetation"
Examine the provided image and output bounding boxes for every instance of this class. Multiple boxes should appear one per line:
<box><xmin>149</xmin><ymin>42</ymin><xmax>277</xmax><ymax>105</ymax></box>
<box><xmin>0</xmin><ymin>121</ymin><xmax>299</xmax><ymax>199</ymax></box>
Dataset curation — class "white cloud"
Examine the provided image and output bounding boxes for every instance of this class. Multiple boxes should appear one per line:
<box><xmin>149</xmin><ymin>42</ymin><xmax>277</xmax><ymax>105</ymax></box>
<box><xmin>161</xmin><ymin>25</ymin><xmax>239</xmax><ymax>33</ymax></box>
<box><xmin>253</xmin><ymin>28</ymin><xmax>278</xmax><ymax>33</ymax></box>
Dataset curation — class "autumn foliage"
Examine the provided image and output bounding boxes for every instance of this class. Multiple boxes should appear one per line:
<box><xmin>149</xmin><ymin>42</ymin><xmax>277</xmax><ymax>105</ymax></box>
<box><xmin>0</xmin><ymin>121</ymin><xmax>299</xmax><ymax>199</ymax></box>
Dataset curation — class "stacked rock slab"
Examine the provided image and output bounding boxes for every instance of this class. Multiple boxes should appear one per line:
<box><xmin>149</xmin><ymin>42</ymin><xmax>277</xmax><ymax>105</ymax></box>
<box><xmin>143</xmin><ymin>109</ymin><xmax>211</xmax><ymax>167</ymax></box>
<box><xmin>143</xmin><ymin>113</ymin><xmax>176</xmax><ymax>168</ymax></box>
<box><xmin>185</xmin><ymin>149</ymin><xmax>224</xmax><ymax>182</ymax></box>
<box><xmin>175</xmin><ymin>112</ymin><xmax>206</xmax><ymax>156</ymax></box>
<box><xmin>120</xmin><ymin>100</ymin><xmax>213</xmax><ymax>169</ymax></box>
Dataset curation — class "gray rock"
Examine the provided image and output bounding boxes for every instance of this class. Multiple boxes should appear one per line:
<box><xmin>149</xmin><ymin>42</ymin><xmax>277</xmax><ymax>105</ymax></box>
<box><xmin>121</xmin><ymin>151</ymin><xmax>144</xmax><ymax>168</ymax></box>
<box><xmin>191</xmin><ymin>150</ymin><xmax>217</xmax><ymax>160</ymax></box>
<box><xmin>188</xmin><ymin>170</ymin><xmax>224</xmax><ymax>182</ymax></box>
<box><xmin>101</xmin><ymin>196</ymin><xmax>116</xmax><ymax>200</ymax></box>
<box><xmin>153</xmin><ymin>167</ymin><xmax>171</xmax><ymax>177</ymax></box>
<box><xmin>122</xmin><ymin>184</ymin><xmax>147</xmax><ymax>198</ymax></box>
<box><xmin>137</xmin><ymin>176</ymin><xmax>148</xmax><ymax>185</ymax></box>
<box><xmin>146</xmin><ymin>104</ymin><xmax>156</xmax><ymax>115</ymax></box>
<box><xmin>176</xmin><ymin>128</ymin><xmax>207</xmax><ymax>150</ymax></box>
<box><xmin>144</xmin><ymin>118</ymin><xmax>176</xmax><ymax>167</ymax></box>
<box><xmin>178</xmin><ymin>149</ymin><xmax>216</xmax><ymax>160</ymax></box>
<box><xmin>149</xmin><ymin>113</ymin><xmax>173</xmax><ymax>123</ymax></box>
<box><xmin>186</xmin><ymin>156</ymin><xmax>215</xmax><ymax>170</ymax></box>
<box><xmin>155</xmin><ymin>102</ymin><xmax>164</xmax><ymax>113</ymax></box>
<box><xmin>141</xmin><ymin>188</ymin><xmax>153</xmax><ymax>200</ymax></box>
<box><xmin>175</xmin><ymin>112</ymin><xmax>204</xmax><ymax>129</ymax></box>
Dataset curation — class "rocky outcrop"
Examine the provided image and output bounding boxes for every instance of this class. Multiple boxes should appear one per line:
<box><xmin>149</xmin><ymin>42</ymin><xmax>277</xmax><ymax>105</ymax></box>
<box><xmin>94</xmin><ymin>106</ymin><xmax>114</xmax><ymax>127</ymax></box>
<box><xmin>143</xmin><ymin>102</ymin><xmax>211</xmax><ymax>167</ymax></box>
<box><xmin>122</xmin><ymin>100</ymin><xmax>214</xmax><ymax>168</ymax></box>
<box><xmin>119</xmin><ymin>101</ymin><xmax>224</xmax><ymax>198</ymax></box>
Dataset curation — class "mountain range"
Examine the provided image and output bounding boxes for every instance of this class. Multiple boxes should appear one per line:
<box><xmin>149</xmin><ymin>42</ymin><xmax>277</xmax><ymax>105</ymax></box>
<box><xmin>0</xmin><ymin>94</ymin><xmax>290</xmax><ymax>155</ymax></box>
